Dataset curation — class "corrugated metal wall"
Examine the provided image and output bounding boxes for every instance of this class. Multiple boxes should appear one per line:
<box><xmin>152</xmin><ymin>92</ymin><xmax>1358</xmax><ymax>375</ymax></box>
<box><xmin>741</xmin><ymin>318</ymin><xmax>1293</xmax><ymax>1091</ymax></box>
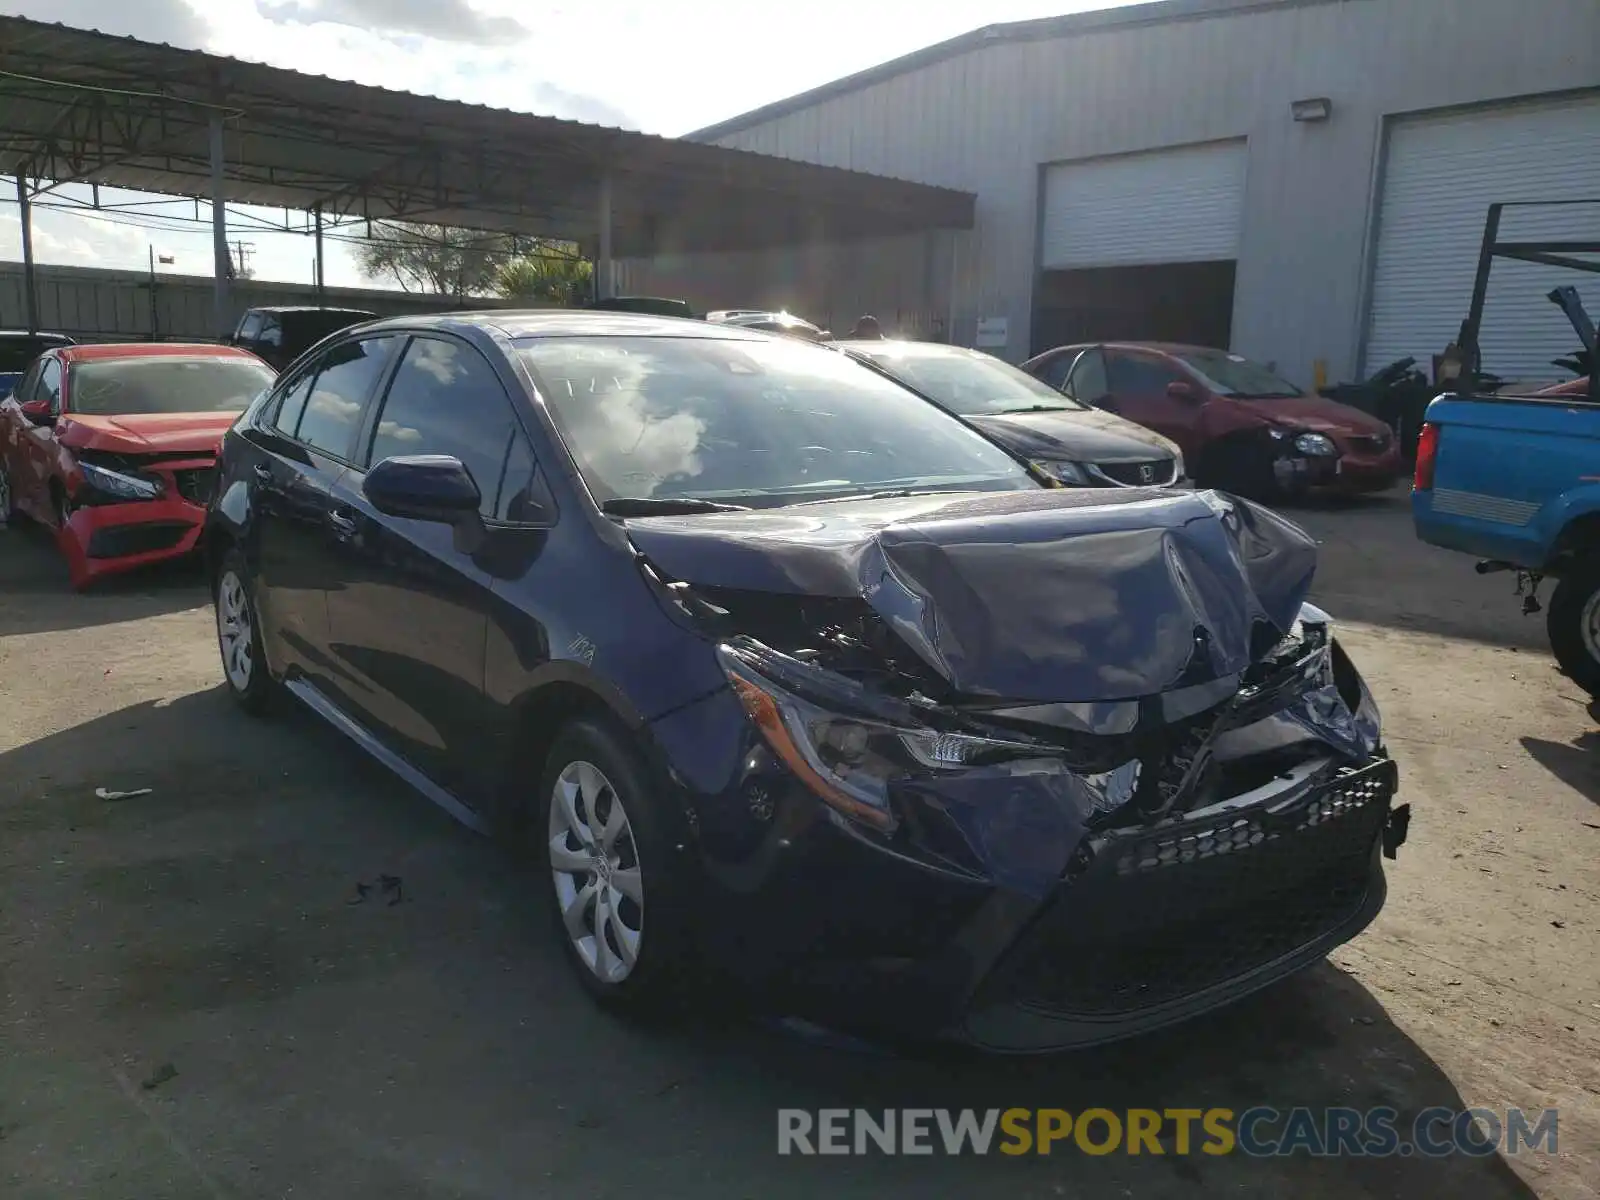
<box><xmin>630</xmin><ymin>0</ymin><xmax>1600</xmax><ymax>386</ymax></box>
<box><xmin>0</xmin><ymin>261</ymin><xmax>515</xmax><ymax>343</ymax></box>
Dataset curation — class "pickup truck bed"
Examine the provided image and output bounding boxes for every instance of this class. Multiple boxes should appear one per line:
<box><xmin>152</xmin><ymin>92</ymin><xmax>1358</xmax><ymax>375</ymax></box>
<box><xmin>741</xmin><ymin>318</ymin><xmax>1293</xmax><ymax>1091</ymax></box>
<box><xmin>1414</xmin><ymin>386</ymin><xmax>1600</xmax><ymax>694</ymax></box>
<box><xmin>1414</xmin><ymin>391</ymin><xmax>1600</xmax><ymax>570</ymax></box>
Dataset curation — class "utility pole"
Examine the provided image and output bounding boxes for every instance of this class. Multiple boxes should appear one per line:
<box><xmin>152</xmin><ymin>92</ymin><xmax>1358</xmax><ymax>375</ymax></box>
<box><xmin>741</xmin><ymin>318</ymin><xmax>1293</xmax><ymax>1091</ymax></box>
<box><xmin>230</xmin><ymin>240</ymin><xmax>256</xmax><ymax>280</ymax></box>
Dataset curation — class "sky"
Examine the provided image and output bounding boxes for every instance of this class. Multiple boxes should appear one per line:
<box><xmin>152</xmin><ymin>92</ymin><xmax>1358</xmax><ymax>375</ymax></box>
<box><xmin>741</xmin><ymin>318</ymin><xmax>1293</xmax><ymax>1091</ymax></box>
<box><xmin>0</xmin><ymin>0</ymin><xmax>1133</xmax><ymax>289</ymax></box>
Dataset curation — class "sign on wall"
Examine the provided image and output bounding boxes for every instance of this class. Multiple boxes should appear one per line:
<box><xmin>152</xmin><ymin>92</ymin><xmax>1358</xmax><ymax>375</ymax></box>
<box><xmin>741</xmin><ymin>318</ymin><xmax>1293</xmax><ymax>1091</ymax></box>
<box><xmin>975</xmin><ymin>316</ymin><xmax>1008</xmax><ymax>348</ymax></box>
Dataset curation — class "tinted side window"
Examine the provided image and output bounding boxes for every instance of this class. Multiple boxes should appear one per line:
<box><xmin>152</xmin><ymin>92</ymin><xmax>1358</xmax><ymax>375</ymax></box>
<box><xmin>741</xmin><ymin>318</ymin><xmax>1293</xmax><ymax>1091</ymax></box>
<box><xmin>1108</xmin><ymin>352</ymin><xmax>1184</xmax><ymax>393</ymax></box>
<box><xmin>259</xmin><ymin>317</ymin><xmax>283</xmax><ymax>349</ymax></box>
<box><xmin>296</xmin><ymin>336</ymin><xmax>395</xmax><ymax>459</ymax></box>
<box><xmin>271</xmin><ymin>367</ymin><xmax>317</xmax><ymax>437</ymax></box>
<box><xmin>1066</xmin><ymin>348</ymin><xmax>1109</xmax><ymax>403</ymax></box>
<box><xmin>11</xmin><ymin>359</ymin><xmax>44</xmax><ymax>402</ymax></box>
<box><xmin>236</xmin><ymin>312</ymin><xmax>265</xmax><ymax>342</ymax></box>
<box><xmin>365</xmin><ymin>336</ymin><xmax>525</xmax><ymax>519</ymax></box>
<box><xmin>1036</xmin><ymin>351</ymin><xmax>1077</xmax><ymax>391</ymax></box>
<box><xmin>494</xmin><ymin>433</ymin><xmax>548</xmax><ymax>523</ymax></box>
<box><xmin>38</xmin><ymin>359</ymin><xmax>63</xmax><ymax>414</ymax></box>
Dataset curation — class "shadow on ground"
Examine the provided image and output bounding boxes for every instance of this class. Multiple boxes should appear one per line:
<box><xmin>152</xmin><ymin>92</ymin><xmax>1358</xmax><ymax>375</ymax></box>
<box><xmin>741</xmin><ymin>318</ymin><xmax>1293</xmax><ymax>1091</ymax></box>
<box><xmin>0</xmin><ymin>522</ymin><xmax>208</xmax><ymax>636</ymax></box>
<box><xmin>0</xmin><ymin>687</ymin><xmax>1541</xmax><ymax>1199</ymax></box>
<box><xmin>1521</xmin><ymin>731</ymin><xmax>1600</xmax><ymax>807</ymax></box>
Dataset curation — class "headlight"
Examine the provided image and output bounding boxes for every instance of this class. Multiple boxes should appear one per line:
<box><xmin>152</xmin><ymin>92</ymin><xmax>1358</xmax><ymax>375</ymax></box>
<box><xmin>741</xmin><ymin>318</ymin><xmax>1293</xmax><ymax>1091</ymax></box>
<box><xmin>718</xmin><ymin>645</ymin><xmax>1058</xmax><ymax>831</ymax></box>
<box><xmin>1293</xmin><ymin>432</ymin><xmax>1337</xmax><ymax>456</ymax></box>
<box><xmin>1029</xmin><ymin>459</ymin><xmax>1089</xmax><ymax>485</ymax></box>
<box><xmin>77</xmin><ymin>460</ymin><xmax>164</xmax><ymax>501</ymax></box>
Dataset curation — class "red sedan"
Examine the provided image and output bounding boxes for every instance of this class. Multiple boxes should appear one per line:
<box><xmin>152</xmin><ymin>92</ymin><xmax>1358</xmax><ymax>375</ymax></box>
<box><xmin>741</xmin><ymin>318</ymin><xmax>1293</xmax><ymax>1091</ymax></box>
<box><xmin>0</xmin><ymin>343</ymin><xmax>275</xmax><ymax>588</ymax></box>
<box><xmin>1021</xmin><ymin>342</ymin><xmax>1404</xmax><ymax>497</ymax></box>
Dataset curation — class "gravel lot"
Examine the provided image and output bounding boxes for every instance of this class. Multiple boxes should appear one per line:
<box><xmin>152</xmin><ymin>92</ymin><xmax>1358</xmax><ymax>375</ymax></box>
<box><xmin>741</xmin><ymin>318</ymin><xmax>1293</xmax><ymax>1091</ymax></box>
<box><xmin>1</xmin><ymin>491</ymin><xmax>1596</xmax><ymax>1200</ymax></box>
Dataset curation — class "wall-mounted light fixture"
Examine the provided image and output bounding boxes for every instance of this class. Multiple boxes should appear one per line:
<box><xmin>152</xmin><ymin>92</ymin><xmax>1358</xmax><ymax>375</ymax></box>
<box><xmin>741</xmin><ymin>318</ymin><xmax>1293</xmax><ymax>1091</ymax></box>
<box><xmin>1291</xmin><ymin>97</ymin><xmax>1333</xmax><ymax>122</ymax></box>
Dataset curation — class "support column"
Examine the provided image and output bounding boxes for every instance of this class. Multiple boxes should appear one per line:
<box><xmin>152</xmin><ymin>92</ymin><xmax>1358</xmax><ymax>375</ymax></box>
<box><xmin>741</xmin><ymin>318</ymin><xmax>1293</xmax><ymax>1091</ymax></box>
<box><xmin>313</xmin><ymin>203</ymin><xmax>326</xmax><ymax>304</ymax></box>
<box><xmin>596</xmin><ymin>171</ymin><xmax>614</xmax><ymax>302</ymax></box>
<box><xmin>209</xmin><ymin>112</ymin><xmax>231</xmax><ymax>337</ymax></box>
<box><xmin>15</xmin><ymin>174</ymin><xmax>38</xmax><ymax>334</ymax></box>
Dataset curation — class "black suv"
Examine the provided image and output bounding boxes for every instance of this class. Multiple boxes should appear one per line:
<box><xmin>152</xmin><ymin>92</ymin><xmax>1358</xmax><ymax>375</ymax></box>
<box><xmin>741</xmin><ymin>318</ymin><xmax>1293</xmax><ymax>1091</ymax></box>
<box><xmin>204</xmin><ymin>310</ymin><xmax>1406</xmax><ymax>1051</ymax></box>
<box><xmin>223</xmin><ymin>306</ymin><xmax>375</xmax><ymax>372</ymax></box>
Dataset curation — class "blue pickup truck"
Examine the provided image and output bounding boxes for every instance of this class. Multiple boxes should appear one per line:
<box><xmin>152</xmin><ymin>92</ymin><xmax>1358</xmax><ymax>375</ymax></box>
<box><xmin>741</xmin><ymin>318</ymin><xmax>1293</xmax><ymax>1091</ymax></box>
<box><xmin>1412</xmin><ymin>202</ymin><xmax>1599</xmax><ymax>693</ymax></box>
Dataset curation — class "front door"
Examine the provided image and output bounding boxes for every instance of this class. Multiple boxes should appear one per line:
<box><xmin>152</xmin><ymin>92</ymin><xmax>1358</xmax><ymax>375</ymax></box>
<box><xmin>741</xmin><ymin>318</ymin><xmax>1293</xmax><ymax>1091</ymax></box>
<box><xmin>23</xmin><ymin>357</ymin><xmax>65</xmax><ymax>524</ymax></box>
<box><xmin>248</xmin><ymin>335</ymin><xmax>399</xmax><ymax>689</ymax></box>
<box><xmin>1103</xmin><ymin>348</ymin><xmax>1207</xmax><ymax>457</ymax></box>
<box><xmin>322</xmin><ymin>333</ymin><xmax>526</xmax><ymax>804</ymax></box>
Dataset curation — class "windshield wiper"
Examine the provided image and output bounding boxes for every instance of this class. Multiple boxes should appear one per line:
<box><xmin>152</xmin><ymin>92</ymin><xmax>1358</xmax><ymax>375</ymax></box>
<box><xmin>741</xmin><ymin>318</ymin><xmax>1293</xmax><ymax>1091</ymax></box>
<box><xmin>990</xmin><ymin>404</ymin><xmax>1074</xmax><ymax>414</ymax></box>
<box><xmin>600</xmin><ymin>497</ymin><xmax>752</xmax><ymax>516</ymax></box>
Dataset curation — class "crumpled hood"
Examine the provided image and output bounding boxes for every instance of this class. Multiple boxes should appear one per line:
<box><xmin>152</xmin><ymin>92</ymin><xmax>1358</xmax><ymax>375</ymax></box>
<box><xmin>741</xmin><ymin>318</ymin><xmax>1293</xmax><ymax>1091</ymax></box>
<box><xmin>967</xmin><ymin>407</ymin><xmax>1179</xmax><ymax>463</ymax></box>
<box><xmin>626</xmin><ymin>488</ymin><xmax>1317</xmax><ymax>703</ymax></box>
<box><xmin>1252</xmin><ymin>395</ymin><xmax>1392</xmax><ymax>437</ymax></box>
<box><xmin>58</xmin><ymin>411</ymin><xmax>235</xmax><ymax>455</ymax></box>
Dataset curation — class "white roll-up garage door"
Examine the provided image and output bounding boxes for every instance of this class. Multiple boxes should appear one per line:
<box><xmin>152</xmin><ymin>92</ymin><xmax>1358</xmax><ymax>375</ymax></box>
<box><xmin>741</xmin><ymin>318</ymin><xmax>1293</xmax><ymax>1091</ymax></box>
<box><xmin>1040</xmin><ymin>140</ymin><xmax>1248</xmax><ymax>270</ymax></box>
<box><xmin>1364</xmin><ymin>93</ymin><xmax>1600</xmax><ymax>379</ymax></box>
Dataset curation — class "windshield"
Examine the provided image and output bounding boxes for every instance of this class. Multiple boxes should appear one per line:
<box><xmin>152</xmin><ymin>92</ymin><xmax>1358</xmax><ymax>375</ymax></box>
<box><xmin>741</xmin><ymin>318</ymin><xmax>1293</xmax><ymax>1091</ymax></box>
<box><xmin>850</xmin><ymin>343</ymin><xmax>1086</xmax><ymax>415</ymax></box>
<box><xmin>70</xmin><ymin>357</ymin><xmax>278</xmax><ymax>416</ymax></box>
<box><xmin>517</xmin><ymin>335</ymin><xmax>1035</xmax><ymax>508</ymax></box>
<box><xmin>1174</xmin><ymin>349</ymin><xmax>1304</xmax><ymax>398</ymax></box>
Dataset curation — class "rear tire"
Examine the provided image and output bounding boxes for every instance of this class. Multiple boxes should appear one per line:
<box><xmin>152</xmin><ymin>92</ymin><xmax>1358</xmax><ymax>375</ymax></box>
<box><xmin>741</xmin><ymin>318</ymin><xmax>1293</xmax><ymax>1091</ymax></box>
<box><xmin>214</xmin><ymin>547</ymin><xmax>277</xmax><ymax>715</ymax></box>
<box><xmin>1548</xmin><ymin>562</ymin><xmax>1600</xmax><ymax>699</ymax></box>
<box><xmin>535</xmin><ymin>718</ymin><xmax>696</xmax><ymax>1016</ymax></box>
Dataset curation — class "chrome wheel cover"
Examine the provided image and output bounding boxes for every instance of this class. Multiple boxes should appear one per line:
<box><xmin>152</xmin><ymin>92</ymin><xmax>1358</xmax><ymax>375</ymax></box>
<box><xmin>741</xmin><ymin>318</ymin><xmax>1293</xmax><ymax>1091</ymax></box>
<box><xmin>1582</xmin><ymin>588</ymin><xmax>1600</xmax><ymax>665</ymax></box>
<box><xmin>216</xmin><ymin>569</ymin><xmax>254</xmax><ymax>692</ymax></box>
<box><xmin>549</xmin><ymin>759</ymin><xmax>644</xmax><ymax>983</ymax></box>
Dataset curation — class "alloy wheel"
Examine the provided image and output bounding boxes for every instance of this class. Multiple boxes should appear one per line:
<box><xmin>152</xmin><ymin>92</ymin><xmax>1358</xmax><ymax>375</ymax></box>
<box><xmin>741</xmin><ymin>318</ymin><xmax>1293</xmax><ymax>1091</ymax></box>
<box><xmin>548</xmin><ymin>759</ymin><xmax>644</xmax><ymax>983</ymax></box>
<box><xmin>216</xmin><ymin>569</ymin><xmax>255</xmax><ymax>692</ymax></box>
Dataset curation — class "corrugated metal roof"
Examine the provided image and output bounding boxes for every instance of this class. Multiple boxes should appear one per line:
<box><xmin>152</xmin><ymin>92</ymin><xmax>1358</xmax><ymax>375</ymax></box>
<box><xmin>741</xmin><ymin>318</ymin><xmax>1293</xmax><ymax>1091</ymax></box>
<box><xmin>687</xmin><ymin>0</ymin><xmax>1356</xmax><ymax>142</ymax></box>
<box><xmin>0</xmin><ymin>15</ymin><xmax>975</xmax><ymax>256</ymax></box>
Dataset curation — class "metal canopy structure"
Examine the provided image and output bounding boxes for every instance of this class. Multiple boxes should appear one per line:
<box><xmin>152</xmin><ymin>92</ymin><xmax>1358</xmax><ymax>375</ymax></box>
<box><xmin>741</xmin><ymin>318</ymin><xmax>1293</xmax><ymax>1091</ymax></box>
<box><xmin>0</xmin><ymin>14</ymin><xmax>975</xmax><ymax>332</ymax></box>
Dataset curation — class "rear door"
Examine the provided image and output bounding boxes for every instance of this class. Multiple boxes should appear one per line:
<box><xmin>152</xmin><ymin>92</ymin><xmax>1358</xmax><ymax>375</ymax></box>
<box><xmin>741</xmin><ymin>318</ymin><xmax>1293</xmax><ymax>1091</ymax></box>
<box><xmin>1103</xmin><ymin>348</ymin><xmax>1205</xmax><ymax>454</ymax></box>
<box><xmin>322</xmin><ymin>333</ymin><xmax>526</xmax><ymax>802</ymax></box>
<box><xmin>21</xmin><ymin>356</ymin><xmax>65</xmax><ymax>522</ymax></box>
<box><xmin>246</xmin><ymin>334</ymin><xmax>399</xmax><ymax>687</ymax></box>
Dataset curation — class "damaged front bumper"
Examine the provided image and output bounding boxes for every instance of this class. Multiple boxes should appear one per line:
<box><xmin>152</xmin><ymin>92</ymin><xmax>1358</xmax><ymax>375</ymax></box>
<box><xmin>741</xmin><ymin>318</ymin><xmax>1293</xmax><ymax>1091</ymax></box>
<box><xmin>649</xmin><ymin>607</ymin><xmax>1408</xmax><ymax>1052</ymax></box>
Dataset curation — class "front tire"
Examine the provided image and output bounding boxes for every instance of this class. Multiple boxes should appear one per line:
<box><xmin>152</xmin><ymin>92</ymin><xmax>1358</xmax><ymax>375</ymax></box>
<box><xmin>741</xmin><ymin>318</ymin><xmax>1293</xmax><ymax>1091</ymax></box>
<box><xmin>536</xmin><ymin>718</ymin><xmax>693</xmax><ymax>1014</ymax></box>
<box><xmin>1548</xmin><ymin>561</ymin><xmax>1600</xmax><ymax>699</ymax></box>
<box><xmin>215</xmin><ymin>547</ymin><xmax>276</xmax><ymax>715</ymax></box>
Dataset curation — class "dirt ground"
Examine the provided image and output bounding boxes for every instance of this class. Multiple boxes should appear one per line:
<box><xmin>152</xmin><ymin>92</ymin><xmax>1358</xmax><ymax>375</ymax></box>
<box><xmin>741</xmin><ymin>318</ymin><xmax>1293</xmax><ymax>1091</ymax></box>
<box><xmin>1</xmin><ymin>491</ymin><xmax>1596</xmax><ymax>1200</ymax></box>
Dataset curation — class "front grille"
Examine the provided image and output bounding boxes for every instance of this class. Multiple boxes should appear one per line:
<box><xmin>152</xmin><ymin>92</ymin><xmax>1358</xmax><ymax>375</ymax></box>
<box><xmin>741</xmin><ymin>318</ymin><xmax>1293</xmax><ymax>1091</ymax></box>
<box><xmin>1348</xmin><ymin>431</ymin><xmax>1391</xmax><ymax>453</ymax></box>
<box><xmin>1091</xmin><ymin>459</ymin><xmax>1177</xmax><ymax>487</ymax></box>
<box><xmin>172</xmin><ymin>467</ymin><xmax>217</xmax><ymax>505</ymax></box>
<box><xmin>992</xmin><ymin>758</ymin><xmax>1396</xmax><ymax>1018</ymax></box>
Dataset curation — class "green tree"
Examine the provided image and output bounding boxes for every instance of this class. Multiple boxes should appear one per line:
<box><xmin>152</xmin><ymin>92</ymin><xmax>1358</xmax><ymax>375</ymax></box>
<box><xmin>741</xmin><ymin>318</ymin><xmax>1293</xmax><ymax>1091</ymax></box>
<box><xmin>354</xmin><ymin>222</ymin><xmax>516</xmax><ymax>299</ymax></box>
<box><xmin>495</xmin><ymin>246</ymin><xmax>593</xmax><ymax>305</ymax></box>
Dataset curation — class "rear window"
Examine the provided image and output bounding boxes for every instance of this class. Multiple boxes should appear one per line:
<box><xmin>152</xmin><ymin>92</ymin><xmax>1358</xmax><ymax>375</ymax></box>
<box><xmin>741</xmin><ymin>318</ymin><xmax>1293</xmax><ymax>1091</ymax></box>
<box><xmin>70</xmin><ymin>357</ymin><xmax>277</xmax><ymax>416</ymax></box>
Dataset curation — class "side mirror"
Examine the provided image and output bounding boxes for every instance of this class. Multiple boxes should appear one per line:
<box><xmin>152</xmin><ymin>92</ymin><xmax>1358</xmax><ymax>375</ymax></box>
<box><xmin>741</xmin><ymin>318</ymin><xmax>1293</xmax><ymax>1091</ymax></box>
<box><xmin>1167</xmin><ymin>380</ymin><xmax>1201</xmax><ymax>402</ymax></box>
<box><xmin>20</xmin><ymin>398</ymin><xmax>54</xmax><ymax>425</ymax></box>
<box><xmin>363</xmin><ymin>455</ymin><xmax>481</xmax><ymax>524</ymax></box>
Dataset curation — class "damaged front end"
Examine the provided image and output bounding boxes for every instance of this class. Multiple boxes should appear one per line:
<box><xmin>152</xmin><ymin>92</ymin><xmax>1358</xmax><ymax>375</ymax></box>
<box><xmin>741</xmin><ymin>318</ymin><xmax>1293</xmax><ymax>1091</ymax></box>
<box><xmin>631</xmin><ymin>489</ymin><xmax>1407</xmax><ymax>1049</ymax></box>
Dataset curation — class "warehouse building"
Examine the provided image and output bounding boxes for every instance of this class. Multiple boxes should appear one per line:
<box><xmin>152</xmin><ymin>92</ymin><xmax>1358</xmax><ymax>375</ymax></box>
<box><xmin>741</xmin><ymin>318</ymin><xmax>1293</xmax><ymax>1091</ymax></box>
<box><xmin>622</xmin><ymin>0</ymin><xmax>1600</xmax><ymax>388</ymax></box>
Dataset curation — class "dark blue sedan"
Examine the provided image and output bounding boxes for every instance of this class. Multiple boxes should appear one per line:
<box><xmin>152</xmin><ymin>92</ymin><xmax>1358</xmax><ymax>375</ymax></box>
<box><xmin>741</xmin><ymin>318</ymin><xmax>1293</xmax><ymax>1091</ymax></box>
<box><xmin>203</xmin><ymin>310</ymin><xmax>1407</xmax><ymax>1052</ymax></box>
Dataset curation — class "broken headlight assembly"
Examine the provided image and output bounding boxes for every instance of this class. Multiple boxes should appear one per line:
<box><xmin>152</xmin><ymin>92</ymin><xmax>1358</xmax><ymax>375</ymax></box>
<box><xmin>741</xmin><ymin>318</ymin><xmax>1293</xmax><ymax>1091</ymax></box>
<box><xmin>718</xmin><ymin>642</ymin><xmax>1072</xmax><ymax>833</ymax></box>
<box><xmin>75</xmin><ymin>453</ymin><xmax>165</xmax><ymax>504</ymax></box>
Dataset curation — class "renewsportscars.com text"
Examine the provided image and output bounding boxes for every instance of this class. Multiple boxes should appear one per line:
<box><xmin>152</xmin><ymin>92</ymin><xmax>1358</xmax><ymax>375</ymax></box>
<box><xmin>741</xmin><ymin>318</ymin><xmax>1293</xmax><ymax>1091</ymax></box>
<box><xmin>777</xmin><ymin>1106</ymin><xmax>1559</xmax><ymax>1157</ymax></box>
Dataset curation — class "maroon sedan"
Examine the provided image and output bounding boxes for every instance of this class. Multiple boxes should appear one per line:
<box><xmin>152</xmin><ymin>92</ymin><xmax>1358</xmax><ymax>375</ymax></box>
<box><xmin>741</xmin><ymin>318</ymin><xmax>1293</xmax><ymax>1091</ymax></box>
<box><xmin>1021</xmin><ymin>342</ymin><xmax>1404</xmax><ymax>497</ymax></box>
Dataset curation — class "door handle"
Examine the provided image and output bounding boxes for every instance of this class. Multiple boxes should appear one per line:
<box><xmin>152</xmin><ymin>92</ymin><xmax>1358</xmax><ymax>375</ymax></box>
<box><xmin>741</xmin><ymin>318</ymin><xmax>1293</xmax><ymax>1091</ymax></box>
<box><xmin>327</xmin><ymin>509</ymin><xmax>358</xmax><ymax>537</ymax></box>
<box><xmin>252</xmin><ymin>463</ymin><xmax>273</xmax><ymax>483</ymax></box>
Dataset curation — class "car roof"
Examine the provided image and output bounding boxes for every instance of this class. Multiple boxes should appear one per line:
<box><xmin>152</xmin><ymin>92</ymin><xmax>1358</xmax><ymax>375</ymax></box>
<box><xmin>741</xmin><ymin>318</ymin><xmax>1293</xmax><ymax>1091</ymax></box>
<box><xmin>353</xmin><ymin>309</ymin><xmax>778</xmax><ymax>343</ymax></box>
<box><xmin>245</xmin><ymin>306</ymin><xmax>375</xmax><ymax>316</ymax></box>
<box><xmin>59</xmin><ymin>342</ymin><xmax>267</xmax><ymax>363</ymax></box>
